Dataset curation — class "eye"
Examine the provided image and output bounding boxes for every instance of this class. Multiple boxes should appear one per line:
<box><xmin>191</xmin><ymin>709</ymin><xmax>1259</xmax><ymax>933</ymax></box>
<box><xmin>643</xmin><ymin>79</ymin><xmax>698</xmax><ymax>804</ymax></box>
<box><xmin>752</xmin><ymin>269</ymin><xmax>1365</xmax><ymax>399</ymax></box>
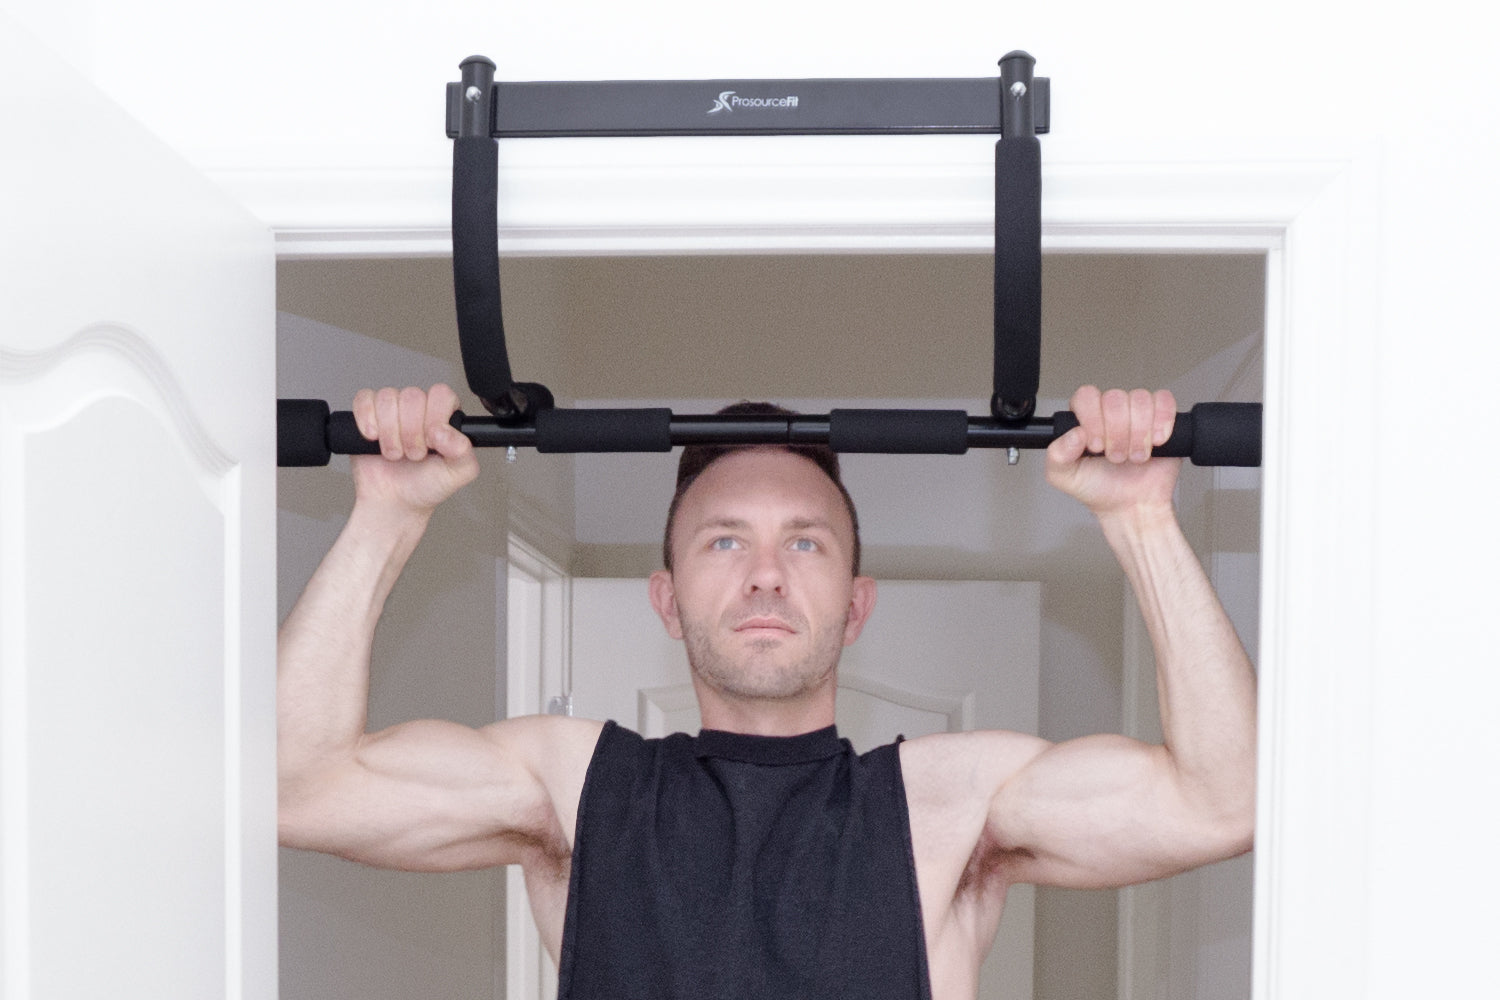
<box><xmin>789</xmin><ymin>537</ymin><xmax>819</xmax><ymax>553</ymax></box>
<box><xmin>710</xmin><ymin>537</ymin><xmax>740</xmax><ymax>551</ymax></box>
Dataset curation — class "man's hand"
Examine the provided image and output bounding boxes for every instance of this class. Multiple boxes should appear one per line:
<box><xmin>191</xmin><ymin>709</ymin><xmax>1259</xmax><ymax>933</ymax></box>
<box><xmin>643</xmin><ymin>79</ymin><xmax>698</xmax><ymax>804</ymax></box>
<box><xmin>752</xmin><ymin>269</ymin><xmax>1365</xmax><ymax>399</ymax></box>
<box><xmin>1046</xmin><ymin>385</ymin><xmax>1180</xmax><ymax>516</ymax></box>
<box><xmin>349</xmin><ymin>384</ymin><xmax>478</xmax><ymax>517</ymax></box>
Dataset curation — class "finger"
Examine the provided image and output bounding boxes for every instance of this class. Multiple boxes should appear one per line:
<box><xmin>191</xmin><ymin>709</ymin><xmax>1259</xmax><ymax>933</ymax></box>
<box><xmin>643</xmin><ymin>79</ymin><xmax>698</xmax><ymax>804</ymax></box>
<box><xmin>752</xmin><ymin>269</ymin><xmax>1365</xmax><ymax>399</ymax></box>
<box><xmin>1070</xmin><ymin>385</ymin><xmax>1105</xmax><ymax>453</ymax></box>
<box><xmin>424</xmin><ymin>383</ymin><xmax>470</xmax><ymax>458</ymax></box>
<box><xmin>1152</xmin><ymin>389</ymin><xmax>1177</xmax><ymax>447</ymax></box>
<box><xmin>1101</xmin><ymin>388</ymin><xmax>1130</xmax><ymax>463</ymax></box>
<box><xmin>1129</xmin><ymin>388</ymin><xmax>1154</xmax><ymax>462</ymax></box>
<box><xmin>374</xmin><ymin>387</ymin><xmax>403</xmax><ymax>460</ymax></box>
<box><xmin>1046</xmin><ymin>424</ymin><xmax>1088</xmax><ymax>469</ymax></box>
<box><xmin>398</xmin><ymin>386</ymin><xmax>428</xmax><ymax>460</ymax></box>
<box><xmin>352</xmin><ymin>388</ymin><xmax>378</xmax><ymax>441</ymax></box>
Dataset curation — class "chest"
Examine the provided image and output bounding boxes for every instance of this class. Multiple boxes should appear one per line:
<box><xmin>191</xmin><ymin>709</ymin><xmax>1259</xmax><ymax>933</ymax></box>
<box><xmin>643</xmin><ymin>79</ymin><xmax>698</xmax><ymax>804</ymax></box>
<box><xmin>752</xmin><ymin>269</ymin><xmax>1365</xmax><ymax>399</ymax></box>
<box><xmin>558</xmin><ymin>729</ymin><xmax>932</xmax><ymax>1000</ymax></box>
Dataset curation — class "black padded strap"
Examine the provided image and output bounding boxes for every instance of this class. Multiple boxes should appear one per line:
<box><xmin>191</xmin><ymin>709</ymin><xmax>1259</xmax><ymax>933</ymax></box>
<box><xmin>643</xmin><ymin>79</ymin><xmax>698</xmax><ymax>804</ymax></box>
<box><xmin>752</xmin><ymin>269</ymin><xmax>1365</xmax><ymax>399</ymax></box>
<box><xmin>992</xmin><ymin>134</ymin><xmax>1041</xmax><ymax>421</ymax></box>
<box><xmin>992</xmin><ymin>51</ymin><xmax>1041</xmax><ymax>422</ymax></box>
<box><xmin>451</xmin><ymin>134</ymin><xmax>516</xmax><ymax>407</ymax></box>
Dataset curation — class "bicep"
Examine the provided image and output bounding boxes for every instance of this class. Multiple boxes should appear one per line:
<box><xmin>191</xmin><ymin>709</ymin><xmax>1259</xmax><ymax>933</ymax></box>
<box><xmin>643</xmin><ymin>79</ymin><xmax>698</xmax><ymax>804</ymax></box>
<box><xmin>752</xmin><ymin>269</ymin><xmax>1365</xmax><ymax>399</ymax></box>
<box><xmin>986</xmin><ymin>733</ymin><xmax>1245</xmax><ymax>889</ymax></box>
<box><xmin>279</xmin><ymin>715</ymin><xmax>598</xmax><ymax>872</ymax></box>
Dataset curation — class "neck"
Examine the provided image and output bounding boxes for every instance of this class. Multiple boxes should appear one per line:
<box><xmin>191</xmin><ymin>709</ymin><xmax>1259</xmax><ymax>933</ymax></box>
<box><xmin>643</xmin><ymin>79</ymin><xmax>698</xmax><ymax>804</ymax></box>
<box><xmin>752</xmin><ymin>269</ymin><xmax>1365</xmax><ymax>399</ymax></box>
<box><xmin>693</xmin><ymin>677</ymin><xmax>836</xmax><ymax>737</ymax></box>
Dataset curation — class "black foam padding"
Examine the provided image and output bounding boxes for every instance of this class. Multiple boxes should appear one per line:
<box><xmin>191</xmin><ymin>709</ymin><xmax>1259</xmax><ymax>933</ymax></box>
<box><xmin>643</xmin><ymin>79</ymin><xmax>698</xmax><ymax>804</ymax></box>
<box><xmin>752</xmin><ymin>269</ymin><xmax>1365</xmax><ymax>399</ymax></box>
<box><xmin>535</xmin><ymin>408</ymin><xmax>674</xmax><ymax>453</ymax></box>
<box><xmin>452</xmin><ymin>136</ymin><xmax>515</xmax><ymax>403</ymax></box>
<box><xmin>828</xmin><ymin>409</ymin><xmax>969</xmax><ymax>454</ymax></box>
<box><xmin>1187</xmin><ymin>402</ymin><xmax>1262</xmax><ymax>467</ymax></box>
<box><xmin>993</xmin><ymin>136</ymin><xmax>1042</xmax><ymax>412</ymax></box>
<box><xmin>277</xmin><ymin>399</ymin><xmax>332</xmax><ymax>467</ymax></box>
<box><xmin>1050</xmin><ymin>408</ymin><xmax>1196</xmax><ymax>459</ymax></box>
<box><xmin>324</xmin><ymin>411</ymin><xmax>382</xmax><ymax>456</ymax></box>
<box><xmin>1049</xmin><ymin>403</ymin><xmax>1263</xmax><ymax>467</ymax></box>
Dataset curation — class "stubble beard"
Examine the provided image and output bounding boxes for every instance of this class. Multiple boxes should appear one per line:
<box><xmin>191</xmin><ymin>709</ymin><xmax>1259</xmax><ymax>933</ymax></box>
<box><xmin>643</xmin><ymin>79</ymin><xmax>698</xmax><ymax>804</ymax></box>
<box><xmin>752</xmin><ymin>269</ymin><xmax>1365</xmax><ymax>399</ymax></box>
<box><xmin>680</xmin><ymin>600</ymin><xmax>849</xmax><ymax>702</ymax></box>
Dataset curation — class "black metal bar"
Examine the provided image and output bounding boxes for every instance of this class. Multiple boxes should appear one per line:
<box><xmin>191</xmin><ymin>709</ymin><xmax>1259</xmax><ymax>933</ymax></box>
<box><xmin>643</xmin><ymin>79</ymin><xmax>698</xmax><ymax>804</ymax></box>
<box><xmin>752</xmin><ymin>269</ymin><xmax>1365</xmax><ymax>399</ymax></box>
<box><xmin>334</xmin><ymin>412</ymin><xmax>1069</xmax><ymax>451</ymax></box>
<box><xmin>447</xmin><ymin>76</ymin><xmax>1050</xmax><ymax>138</ymax></box>
<box><xmin>303</xmin><ymin>403</ymin><xmax>1262</xmax><ymax>467</ymax></box>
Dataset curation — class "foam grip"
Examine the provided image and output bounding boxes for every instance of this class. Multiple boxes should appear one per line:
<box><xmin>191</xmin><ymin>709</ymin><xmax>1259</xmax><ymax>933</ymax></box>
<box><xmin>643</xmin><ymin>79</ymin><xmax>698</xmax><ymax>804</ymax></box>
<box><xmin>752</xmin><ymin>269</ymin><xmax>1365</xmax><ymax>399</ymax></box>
<box><xmin>451</xmin><ymin>135</ymin><xmax>514</xmax><ymax>402</ymax></box>
<box><xmin>318</xmin><ymin>410</ymin><xmax>470</xmax><ymax>458</ymax></box>
<box><xmin>828</xmin><ymin>409</ymin><xmax>969</xmax><ymax>454</ymax></box>
<box><xmin>277</xmin><ymin>398</ymin><xmax>333</xmax><ymax>467</ymax></box>
<box><xmin>1050</xmin><ymin>402</ymin><xmax>1262</xmax><ymax>467</ymax></box>
<box><xmin>535</xmin><ymin>408</ymin><xmax>673</xmax><ymax>453</ymax></box>
<box><xmin>324</xmin><ymin>411</ymin><xmax>383</xmax><ymax>456</ymax></box>
<box><xmin>1187</xmin><ymin>402</ymin><xmax>1262</xmax><ymax>467</ymax></box>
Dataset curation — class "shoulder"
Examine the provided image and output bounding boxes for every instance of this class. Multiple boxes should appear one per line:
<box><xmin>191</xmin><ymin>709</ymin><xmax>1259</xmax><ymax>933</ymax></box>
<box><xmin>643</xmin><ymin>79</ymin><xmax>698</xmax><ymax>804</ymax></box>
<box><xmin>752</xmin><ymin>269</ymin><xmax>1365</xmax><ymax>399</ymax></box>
<box><xmin>478</xmin><ymin>715</ymin><xmax>605</xmax><ymax>841</ymax></box>
<box><xmin>898</xmin><ymin>729</ymin><xmax>1052</xmax><ymax>804</ymax></box>
<box><xmin>897</xmin><ymin>731</ymin><xmax>1054</xmax><ymax>893</ymax></box>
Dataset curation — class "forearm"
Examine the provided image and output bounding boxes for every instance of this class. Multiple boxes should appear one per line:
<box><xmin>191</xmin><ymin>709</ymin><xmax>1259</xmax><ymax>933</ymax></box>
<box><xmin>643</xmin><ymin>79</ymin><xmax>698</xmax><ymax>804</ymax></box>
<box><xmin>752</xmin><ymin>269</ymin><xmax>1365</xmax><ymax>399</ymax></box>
<box><xmin>1099</xmin><ymin>502</ymin><xmax>1257</xmax><ymax>832</ymax></box>
<box><xmin>277</xmin><ymin>500</ymin><xmax>433</xmax><ymax>781</ymax></box>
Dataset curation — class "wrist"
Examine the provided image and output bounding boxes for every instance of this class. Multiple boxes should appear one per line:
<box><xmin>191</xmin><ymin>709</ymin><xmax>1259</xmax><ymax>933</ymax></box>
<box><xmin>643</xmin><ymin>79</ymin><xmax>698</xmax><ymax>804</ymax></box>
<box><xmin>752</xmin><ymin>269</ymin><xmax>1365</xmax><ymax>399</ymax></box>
<box><xmin>1095</xmin><ymin>500</ymin><xmax>1180</xmax><ymax>540</ymax></box>
<box><xmin>347</xmin><ymin>495</ymin><xmax>435</xmax><ymax>546</ymax></box>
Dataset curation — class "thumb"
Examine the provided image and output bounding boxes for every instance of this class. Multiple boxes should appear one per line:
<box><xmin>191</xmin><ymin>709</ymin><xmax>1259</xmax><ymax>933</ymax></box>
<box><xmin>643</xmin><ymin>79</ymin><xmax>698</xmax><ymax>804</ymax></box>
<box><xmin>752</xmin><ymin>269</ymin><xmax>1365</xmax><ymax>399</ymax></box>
<box><xmin>1047</xmin><ymin>425</ymin><xmax>1089</xmax><ymax>466</ymax></box>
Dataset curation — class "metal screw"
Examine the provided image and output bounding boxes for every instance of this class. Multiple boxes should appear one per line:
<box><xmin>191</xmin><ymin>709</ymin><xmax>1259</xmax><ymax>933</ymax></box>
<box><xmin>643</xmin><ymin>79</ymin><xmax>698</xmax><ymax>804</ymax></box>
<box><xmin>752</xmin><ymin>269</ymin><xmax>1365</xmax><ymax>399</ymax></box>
<box><xmin>465</xmin><ymin>85</ymin><xmax>483</xmax><ymax>103</ymax></box>
<box><xmin>1009</xmin><ymin>81</ymin><xmax>1027</xmax><ymax>99</ymax></box>
<box><xmin>506</xmin><ymin>446</ymin><xmax>517</xmax><ymax>463</ymax></box>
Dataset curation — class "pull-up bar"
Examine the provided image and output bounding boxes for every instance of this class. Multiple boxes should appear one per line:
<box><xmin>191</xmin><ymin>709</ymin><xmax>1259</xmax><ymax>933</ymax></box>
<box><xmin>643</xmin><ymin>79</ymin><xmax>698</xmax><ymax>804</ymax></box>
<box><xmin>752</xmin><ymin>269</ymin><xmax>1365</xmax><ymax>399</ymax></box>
<box><xmin>277</xmin><ymin>399</ymin><xmax>1263</xmax><ymax>468</ymax></box>
<box><xmin>276</xmin><ymin>53</ymin><xmax>1265</xmax><ymax>470</ymax></box>
<box><xmin>446</xmin><ymin>51</ymin><xmax>1048</xmax><ymax>424</ymax></box>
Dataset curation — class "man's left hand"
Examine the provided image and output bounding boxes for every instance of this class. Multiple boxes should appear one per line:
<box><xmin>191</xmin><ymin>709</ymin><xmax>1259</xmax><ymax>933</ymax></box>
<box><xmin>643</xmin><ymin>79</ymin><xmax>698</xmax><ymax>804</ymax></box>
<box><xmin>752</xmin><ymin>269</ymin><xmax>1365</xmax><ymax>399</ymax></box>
<box><xmin>1046</xmin><ymin>385</ymin><xmax>1180</xmax><ymax>516</ymax></box>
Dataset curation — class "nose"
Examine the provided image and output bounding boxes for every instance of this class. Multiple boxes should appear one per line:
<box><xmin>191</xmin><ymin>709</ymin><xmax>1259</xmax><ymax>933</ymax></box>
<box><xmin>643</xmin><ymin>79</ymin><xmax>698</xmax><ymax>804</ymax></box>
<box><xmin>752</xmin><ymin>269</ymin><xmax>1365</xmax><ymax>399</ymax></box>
<box><xmin>743</xmin><ymin>544</ymin><xmax>787</xmax><ymax>596</ymax></box>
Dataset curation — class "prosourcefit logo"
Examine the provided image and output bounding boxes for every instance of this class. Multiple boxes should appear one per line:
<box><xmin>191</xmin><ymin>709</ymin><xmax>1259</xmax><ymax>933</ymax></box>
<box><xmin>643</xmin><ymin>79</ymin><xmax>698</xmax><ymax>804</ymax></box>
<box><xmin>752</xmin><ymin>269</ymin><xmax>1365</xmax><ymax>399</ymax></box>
<box><xmin>707</xmin><ymin>90</ymin><xmax>800</xmax><ymax>114</ymax></box>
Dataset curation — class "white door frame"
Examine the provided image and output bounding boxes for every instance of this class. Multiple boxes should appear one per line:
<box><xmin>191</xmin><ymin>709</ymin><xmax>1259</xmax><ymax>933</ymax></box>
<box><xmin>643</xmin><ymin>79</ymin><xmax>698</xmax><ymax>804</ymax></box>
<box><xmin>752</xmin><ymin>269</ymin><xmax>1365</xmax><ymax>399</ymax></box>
<box><xmin>276</xmin><ymin>143</ymin><xmax>1380</xmax><ymax>1000</ymax></box>
<box><xmin>503</xmin><ymin>534</ymin><xmax>570</xmax><ymax>1000</ymax></box>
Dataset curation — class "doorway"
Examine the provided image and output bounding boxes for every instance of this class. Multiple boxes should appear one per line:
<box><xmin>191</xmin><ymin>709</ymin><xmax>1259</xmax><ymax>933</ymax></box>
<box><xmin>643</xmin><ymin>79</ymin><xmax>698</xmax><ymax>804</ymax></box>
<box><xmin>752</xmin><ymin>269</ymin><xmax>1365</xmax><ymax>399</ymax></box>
<box><xmin>275</xmin><ymin>251</ymin><xmax>1264</xmax><ymax>1000</ymax></box>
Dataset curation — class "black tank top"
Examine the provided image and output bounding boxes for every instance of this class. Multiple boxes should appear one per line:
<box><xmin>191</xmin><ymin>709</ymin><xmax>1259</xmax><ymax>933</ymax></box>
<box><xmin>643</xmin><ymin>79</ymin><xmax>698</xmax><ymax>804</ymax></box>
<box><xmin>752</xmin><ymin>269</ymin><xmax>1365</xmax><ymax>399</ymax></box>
<box><xmin>556</xmin><ymin>721</ymin><xmax>932</xmax><ymax>1000</ymax></box>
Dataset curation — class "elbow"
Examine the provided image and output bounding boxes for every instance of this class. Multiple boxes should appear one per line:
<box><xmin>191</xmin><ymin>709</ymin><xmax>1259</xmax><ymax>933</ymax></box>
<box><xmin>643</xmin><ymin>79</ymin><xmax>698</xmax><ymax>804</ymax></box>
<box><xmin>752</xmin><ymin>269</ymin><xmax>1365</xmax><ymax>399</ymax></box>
<box><xmin>1204</xmin><ymin>771</ymin><xmax>1258</xmax><ymax>861</ymax></box>
<box><xmin>276</xmin><ymin>752</ymin><xmax>346</xmax><ymax>852</ymax></box>
<box><xmin>276</xmin><ymin>773</ymin><xmax>319</xmax><ymax>849</ymax></box>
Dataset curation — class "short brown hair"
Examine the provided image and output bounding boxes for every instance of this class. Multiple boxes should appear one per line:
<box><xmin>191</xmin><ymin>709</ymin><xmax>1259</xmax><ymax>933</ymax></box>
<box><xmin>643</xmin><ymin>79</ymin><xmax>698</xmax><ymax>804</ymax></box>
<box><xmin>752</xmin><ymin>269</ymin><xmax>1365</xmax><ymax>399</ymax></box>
<box><xmin>663</xmin><ymin>402</ymin><xmax>862</xmax><ymax>575</ymax></box>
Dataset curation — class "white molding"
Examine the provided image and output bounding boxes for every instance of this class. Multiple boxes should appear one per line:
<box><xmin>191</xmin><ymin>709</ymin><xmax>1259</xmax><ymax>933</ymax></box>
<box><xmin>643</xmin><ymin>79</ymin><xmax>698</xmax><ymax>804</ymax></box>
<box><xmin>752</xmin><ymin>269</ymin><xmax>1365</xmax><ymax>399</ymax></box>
<box><xmin>1252</xmin><ymin>151</ymin><xmax>1379</xmax><ymax>1000</ymax></box>
<box><xmin>245</xmin><ymin>139</ymin><xmax>1350</xmax><ymax>258</ymax></box>
<box><xmin>503</xmin><ymin>535</ymin><xmax>570</xmax><ymax>1000</ymax></box>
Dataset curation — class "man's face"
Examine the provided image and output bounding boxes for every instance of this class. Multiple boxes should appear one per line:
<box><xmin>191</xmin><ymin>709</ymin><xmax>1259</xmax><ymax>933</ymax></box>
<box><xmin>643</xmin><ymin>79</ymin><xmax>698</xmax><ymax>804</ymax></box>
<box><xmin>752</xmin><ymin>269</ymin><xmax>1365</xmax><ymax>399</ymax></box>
<box><xmin>649</xmin><ymin>449</ymin><xmax>875</xmax><ymax>703</ymax></box>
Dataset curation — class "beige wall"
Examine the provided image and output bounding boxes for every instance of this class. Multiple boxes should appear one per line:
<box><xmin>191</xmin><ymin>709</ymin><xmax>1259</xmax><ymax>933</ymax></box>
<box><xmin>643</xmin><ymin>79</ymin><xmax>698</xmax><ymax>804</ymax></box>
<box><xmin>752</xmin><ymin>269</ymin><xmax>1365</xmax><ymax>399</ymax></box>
<box><xmin>276</xmin><ymin>251</ymin><xmax>1262</xmax><ymax>1000</ymax></box>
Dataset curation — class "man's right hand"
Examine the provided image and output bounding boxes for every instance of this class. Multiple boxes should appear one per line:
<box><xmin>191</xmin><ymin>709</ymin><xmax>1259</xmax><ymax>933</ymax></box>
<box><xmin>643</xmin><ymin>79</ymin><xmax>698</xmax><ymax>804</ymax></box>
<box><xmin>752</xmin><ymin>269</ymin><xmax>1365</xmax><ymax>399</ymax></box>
<box><xmin>349</xmin><ymin>384</ymin><xmax>478</xmax><ymax>515</ymax></box>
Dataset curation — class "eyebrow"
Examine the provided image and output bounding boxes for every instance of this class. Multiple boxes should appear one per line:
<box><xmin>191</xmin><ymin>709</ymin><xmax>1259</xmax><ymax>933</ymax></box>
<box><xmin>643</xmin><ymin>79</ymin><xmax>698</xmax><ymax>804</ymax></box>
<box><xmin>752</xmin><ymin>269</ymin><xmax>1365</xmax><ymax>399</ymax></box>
<box><xmin>693</xmin><ymin>517</ymin><xmax>838</xmax><ymax>535</ymax></box>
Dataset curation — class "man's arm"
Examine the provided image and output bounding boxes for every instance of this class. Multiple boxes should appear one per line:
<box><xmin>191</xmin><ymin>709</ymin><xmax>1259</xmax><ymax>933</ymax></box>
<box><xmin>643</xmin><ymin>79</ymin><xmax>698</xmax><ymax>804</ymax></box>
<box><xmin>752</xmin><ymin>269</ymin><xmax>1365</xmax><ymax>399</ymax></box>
<box><xmin>985</xmin><ymin>386</ymin><xmax>1257</xmax><ymax>889</ymax></box>
<box><xmin>277</xmin><ymin>385</ymin><xmax>599</xmax><ymax>872</ymax></box>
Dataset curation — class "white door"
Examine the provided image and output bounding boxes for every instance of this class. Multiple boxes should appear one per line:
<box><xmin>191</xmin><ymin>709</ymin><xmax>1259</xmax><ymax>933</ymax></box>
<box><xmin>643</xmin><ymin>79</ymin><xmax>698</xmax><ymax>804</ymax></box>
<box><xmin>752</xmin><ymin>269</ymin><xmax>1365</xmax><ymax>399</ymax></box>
<box><xmin>514</xmin><ymin>577</ymin><xmax>1040</xmax><ymax>1000</ymax></box>
<box><xmin>0</xmin><ymin>18</ymin><xmax>276</xmax><ymax>1000</ymax></box>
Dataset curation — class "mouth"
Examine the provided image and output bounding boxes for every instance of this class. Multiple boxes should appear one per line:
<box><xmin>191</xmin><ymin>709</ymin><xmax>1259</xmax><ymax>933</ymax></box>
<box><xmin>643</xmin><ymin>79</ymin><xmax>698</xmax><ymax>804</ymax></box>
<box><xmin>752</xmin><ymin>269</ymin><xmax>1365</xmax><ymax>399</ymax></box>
<box><xmin>733</xmin><ymin>616</ymin><xmax>796</xmax><ymax>634</ymax></box>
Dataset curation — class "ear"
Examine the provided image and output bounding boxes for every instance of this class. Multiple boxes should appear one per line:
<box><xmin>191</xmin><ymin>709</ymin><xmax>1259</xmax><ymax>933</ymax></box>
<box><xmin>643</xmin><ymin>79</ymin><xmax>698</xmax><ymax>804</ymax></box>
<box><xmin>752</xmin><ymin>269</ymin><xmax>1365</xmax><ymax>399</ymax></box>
<box><xmin>841</xmin><ymin>576</ymin><xmax>878</xmax><ymax>647</ymax></box>
<box><xmin>648</xmin><ymin>569</ymin><xmax>684</xmax><ymax>640</ymax></box>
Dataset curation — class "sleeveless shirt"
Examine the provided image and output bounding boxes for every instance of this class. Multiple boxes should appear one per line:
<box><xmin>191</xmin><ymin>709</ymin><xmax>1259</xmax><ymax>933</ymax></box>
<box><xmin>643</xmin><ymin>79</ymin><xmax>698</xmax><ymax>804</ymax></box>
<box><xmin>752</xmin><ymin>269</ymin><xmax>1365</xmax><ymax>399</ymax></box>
<box><xmin>556</xmin><ymin>721</ymin><xmax>932</xmax><ymax>1000</ymax></box>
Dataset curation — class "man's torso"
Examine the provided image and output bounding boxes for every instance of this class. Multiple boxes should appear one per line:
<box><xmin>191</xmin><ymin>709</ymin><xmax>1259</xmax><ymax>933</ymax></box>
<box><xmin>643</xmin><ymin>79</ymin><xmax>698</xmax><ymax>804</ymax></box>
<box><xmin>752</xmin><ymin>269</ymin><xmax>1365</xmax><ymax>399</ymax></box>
<box><xmin>518</xmin><ymin>720</ymin><xmax>1021</xmax><ymax>1000</ymax></box>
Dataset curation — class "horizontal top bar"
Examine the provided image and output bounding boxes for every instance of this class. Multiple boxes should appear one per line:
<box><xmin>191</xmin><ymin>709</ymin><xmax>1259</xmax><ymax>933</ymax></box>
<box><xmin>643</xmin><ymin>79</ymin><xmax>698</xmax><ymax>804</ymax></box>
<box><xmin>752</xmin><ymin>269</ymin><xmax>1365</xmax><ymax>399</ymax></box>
<box><xmin>446</xmin><ymin>78</ymin><xmax>1051</xmax><ymax>138</ymax></box>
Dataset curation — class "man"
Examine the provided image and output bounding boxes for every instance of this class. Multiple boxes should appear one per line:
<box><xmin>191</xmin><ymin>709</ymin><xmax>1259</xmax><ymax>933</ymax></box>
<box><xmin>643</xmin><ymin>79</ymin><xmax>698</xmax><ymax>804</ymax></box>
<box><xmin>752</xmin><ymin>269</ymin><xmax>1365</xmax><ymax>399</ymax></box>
<box><xmin>278</xmin><ymin>383</ymin><xmax>1256</xmax><ymax>1000</ymax></box>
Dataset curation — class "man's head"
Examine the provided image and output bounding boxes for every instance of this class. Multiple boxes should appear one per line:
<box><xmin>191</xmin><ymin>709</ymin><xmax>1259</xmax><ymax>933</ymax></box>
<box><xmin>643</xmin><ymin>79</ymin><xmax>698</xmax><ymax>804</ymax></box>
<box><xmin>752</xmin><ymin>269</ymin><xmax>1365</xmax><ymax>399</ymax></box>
<box><xmin>649</xmin><ymin>402</ymin><xmax>875</xmax><ymax>724</ymax></box>
<box><xmin>662</xmin><ymin>402</ymin><xmax>862</xmax><ymax>576</ymax></box>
